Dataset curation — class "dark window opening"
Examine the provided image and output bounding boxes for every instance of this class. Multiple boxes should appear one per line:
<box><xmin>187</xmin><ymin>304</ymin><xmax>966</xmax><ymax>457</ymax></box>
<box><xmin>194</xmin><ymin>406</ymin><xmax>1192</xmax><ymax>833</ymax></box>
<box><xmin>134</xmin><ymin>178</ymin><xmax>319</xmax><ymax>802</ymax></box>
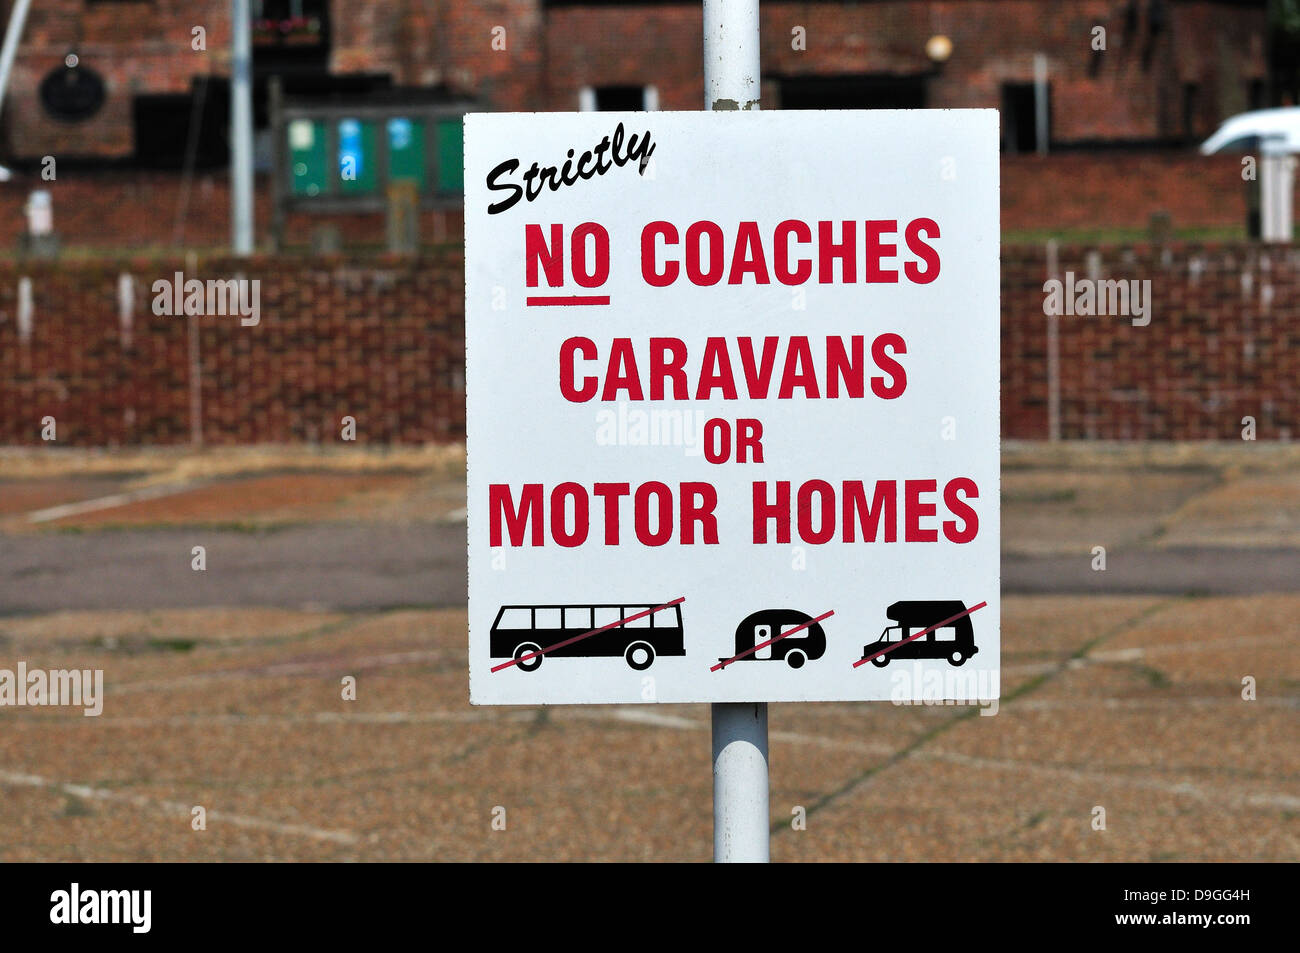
<box><xmin>776</xmin><ymin>74</ymin><xmax>927</xmax><ymax>110</ymax></box>
<box><xmin>1001</xmin><ymin>82</ymin><xmax>1049</xmax><ymax>153</ymax></box>
<box><xmin>1248</xmin><ymin>78</ymin><xmax>1267</xmax><ymax>110</ymax></box>
<box><xmin>594</xmin><ymin>85</ymin><xmax>645</xmax><ymax>111</ymax></box>
<box><xmin>132</xmin><ymin>78</ymin><xmax>230</xmax><ymax>169</ymax></box>
<box><xmin>252</xmin><ymin>0</ymin><xmax>331</xmax><ymax>71</ymax></box>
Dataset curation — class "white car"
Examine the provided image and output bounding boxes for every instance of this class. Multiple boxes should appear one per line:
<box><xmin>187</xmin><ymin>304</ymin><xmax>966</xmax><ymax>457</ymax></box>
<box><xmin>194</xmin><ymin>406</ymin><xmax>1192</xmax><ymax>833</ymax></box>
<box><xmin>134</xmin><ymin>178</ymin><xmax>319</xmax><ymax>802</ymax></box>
<box><xmin>1200</xmin><ymin>107</ymin><xmax>1300</xmax><ymax>154</ymax></box>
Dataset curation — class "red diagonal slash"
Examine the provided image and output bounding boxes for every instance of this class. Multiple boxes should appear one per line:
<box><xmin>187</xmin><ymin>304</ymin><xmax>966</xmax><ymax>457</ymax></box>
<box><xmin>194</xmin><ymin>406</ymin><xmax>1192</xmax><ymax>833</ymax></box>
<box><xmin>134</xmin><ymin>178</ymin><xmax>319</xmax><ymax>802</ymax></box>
<box><xmin>711</xmin><ymin>609</ymin><xmax>835</xmax><ymax>672</ymax></box>
<box><xmin>852</xmin><ymin>600</ymin><xmax>988</xmax><ymax>668</ymax></box>
<box><xmin>490</xmin><ymin>597</ymin><xmax>685</xmax><ymax>673</ymax></box>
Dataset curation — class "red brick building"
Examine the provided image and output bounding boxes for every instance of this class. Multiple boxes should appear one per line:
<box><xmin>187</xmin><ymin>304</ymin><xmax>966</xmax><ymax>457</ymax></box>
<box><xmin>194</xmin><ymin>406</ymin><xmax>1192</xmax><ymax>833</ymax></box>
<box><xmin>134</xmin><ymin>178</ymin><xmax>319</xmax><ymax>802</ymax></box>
<box><xmin>0</xmin><ymin>0</ymin><xmax>1271</xmax><ymax>164</ymax></box>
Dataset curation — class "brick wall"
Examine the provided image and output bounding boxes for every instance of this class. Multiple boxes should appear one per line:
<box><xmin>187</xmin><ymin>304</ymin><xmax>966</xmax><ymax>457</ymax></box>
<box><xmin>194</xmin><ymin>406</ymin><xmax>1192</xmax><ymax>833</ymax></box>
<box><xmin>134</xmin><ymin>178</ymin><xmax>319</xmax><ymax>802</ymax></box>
<box><xmin>1003</xmin><ymin>243</ymin><xmax>1300</xmax><ymax>440</ymax></box>
<box><xmin>1</xmin><ymin>242</ymin><xmax>1296</xmax><ymax>446</ymax></box>
<box><xmin>1001</xmin><ymin>151</ymin><xmax>1252</xmax><ymax>233</ymax></box>
<box><xmin>0</xmin><ymin>254</ymin><xmax>465</xmax><ymax>445</ymax></box>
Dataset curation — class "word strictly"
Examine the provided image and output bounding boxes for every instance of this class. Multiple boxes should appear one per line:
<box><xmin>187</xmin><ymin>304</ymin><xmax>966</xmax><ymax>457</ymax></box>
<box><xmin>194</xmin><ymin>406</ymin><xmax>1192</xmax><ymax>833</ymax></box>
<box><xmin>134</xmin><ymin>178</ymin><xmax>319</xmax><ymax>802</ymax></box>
<box><xmin>486</xmin><ymin>121</ymin><xmax>656</xmax><ymax>215</ymax></box>
<box><xmin>152</xmin><ymin>271</ymin><xmax>261</xmax><ymax>326</ymax></box>
<box><xmin>50</xmin><ymin>884</ymin><xmax>151</xmax><ymax>934</ymax></box>
<box><xmin>0</xmin><ymin>663</ymin><xmax>103</xmax><ymax>716</ymax></box>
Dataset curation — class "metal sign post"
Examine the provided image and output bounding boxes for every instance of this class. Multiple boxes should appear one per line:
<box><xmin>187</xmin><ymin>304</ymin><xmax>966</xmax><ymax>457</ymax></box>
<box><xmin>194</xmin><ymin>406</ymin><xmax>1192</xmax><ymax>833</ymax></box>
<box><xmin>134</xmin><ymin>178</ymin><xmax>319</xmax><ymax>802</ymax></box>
<box><xmin>230</xmin><ymin>0</ymin><xmax>255</xmax><ymax>255</ymax></box>
<box><xmin>703</xmin><ymin>0</ymin><xmax>769</xmax><ymax>865</ymax></box>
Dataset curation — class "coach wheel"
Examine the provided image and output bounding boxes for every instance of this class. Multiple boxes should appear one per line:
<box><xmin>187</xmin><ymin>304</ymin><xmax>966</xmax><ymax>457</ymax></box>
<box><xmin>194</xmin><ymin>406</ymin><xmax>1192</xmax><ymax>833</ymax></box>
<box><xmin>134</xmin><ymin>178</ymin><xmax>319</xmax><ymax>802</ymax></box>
<box><xmin>870</xmin><ymin>654</ymin><xmax>889</xmax><ymax>668</ymax></box>
<box><xmin>786</xmin><ymin>649</ymin><xmax>807</xmax><ymax>670</ymax></box>
<box><xmin>948</xmin><ymin>649</ymin><xmax>967</xmax><ymax>667</ymax></box>
<box><xmin>514</xmin><ymin>642</ymin><xmax>543</xmax><ymax>672</ymax></box>
<box><xmin>625</xmin><ymin>641</ymin><xmax>655</xmax><ymax>671</ymax></box>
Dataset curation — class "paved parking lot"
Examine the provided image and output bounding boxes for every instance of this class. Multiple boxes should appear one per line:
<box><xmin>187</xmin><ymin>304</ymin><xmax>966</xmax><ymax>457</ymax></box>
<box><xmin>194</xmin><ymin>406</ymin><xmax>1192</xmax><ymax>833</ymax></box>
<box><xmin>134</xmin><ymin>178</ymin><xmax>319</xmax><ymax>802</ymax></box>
<box><xmin>0</xmin><ymin>444</ymin><xmax>1296</xmax><ymax>861</ymax></box>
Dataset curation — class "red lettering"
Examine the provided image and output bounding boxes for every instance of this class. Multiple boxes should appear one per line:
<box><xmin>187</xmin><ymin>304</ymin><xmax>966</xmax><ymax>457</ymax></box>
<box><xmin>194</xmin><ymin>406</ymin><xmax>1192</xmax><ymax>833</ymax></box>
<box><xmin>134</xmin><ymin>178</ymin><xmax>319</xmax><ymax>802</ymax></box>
<box><xmin>602</xmin><ymin>338</ymin><xmax>645</xmax><ymax>401</ymax></box>
<box><xmin>649</xmin><ymin>337</ymin><xmax>688</xmax><ymax>400</ymax></box>
<box><xmin>752</xmin><ymin>481</ymin><xmax>791</xmax><ymax>544</ymax></box>
<box><xmin>680</xmin><ymin>482</ymin><xmax>720</xmax><ymax>544</ymax></box>
<box><xmin>778</xmin><ymin>335</ymin><xmax>821</xmax><ymax>399</ymax></box>
<box><xmin>870</xmin><ymin>333</ymin><xmax>907</xmax><ymax>399</ymax></box>
<box><xmin>864</xmin><ymin>220</ymin><xmax>898</xmax><ymax>283</ymax></box>
<box><xmin>736</xmin><ymin>418</ymin><xmax>764</xmax><ymax>463</ymax></box>
<box><xmin>550</xmin><ymin>482</ymin><xmax>589</xmax><ymax>547</ymax></box>
<box><xmin>641</xmin><ymin>221</ymin><xmax>679</xmax><ymax>287</ymax></box>
<box><xmin>843</xmin><ymin>481</ymin><xmax>896</xmax><ymax>542</ymax></box>
<box><xmin>943</xmin><ymin>478</ymin><xmax>979</xmax><ymax>543</ymax></box>
<box><xmin>593</xmin><ymin>482</ymin><xmax>629</xmax><ymax>545</ymax></box>
<box><xmin>905</xmin><ymin>218</ymin><xmax>940</xmax><ymax>283</ymax></box>
<box><xmin>696</xmin><ymin>337</ymin><xmax>739</xmax><ymax>400</ymax></box>
<box><xmin>818</xmin><ymin>220</ymin><xmax>856</xmax><ymax>283</ymax></box>
<box><xmin>490</xmin><ymin>484</ymin><xmax>545</xmax><ymax>547</ymax></box>
<box><xmin>559</xmin><ymin>337</ymin><xmax>598</xmax><ymax>402</ymax></box>
<box><xmin>738</xmin><ymin>337</ymin><xmax>780</xmax><ymax>398</ymax></box>
<box><xmin>905</xmin><ymin>479</ymin><xmax>938</xmax><ymax>542</ymax></box>
<box><xmin>686</xmin><ymin>220</ymin><xmax>725</xmax><ymax>286</ymax></box>
<box><xmin>826</xmin><ymin>336</ymin><xmax>864</xmax><ymax>399</ymax></box>
<box><xmin>525</xmin><ymin>224</ymin><xmax>563</xmax><ymax>288</ymax></box>
<box><xmin>774</xmin><ymin>219</ymin><xmax>813</xmax><ymax>284</ymax></box>
<box><xmin>571</xmin><ymin>222</ymin><xmax>610</xmax><ymax>288</ymax></box>
<box><xmin>635</xmin><ymin>482</ymin><xmax>674</xmax><ymax>546</ymax></box>
<box><xmin>797</xmin><ymin>480</ymin><xmax>836</xmax><ymax>544</ymax></box>
<box><xmin>727</xmin><ymin>221</ymin><xmax>772</xmax><ymax>284</ymax></box>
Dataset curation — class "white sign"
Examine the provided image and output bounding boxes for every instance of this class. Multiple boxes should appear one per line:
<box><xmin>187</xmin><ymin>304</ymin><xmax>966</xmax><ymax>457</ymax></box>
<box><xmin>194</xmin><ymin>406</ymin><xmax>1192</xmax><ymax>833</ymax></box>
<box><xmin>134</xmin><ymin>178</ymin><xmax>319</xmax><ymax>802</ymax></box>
<box><xmin>465</xmin><ymin>110</ymin><xmax>999</xmax><ymax>706</ymax></box>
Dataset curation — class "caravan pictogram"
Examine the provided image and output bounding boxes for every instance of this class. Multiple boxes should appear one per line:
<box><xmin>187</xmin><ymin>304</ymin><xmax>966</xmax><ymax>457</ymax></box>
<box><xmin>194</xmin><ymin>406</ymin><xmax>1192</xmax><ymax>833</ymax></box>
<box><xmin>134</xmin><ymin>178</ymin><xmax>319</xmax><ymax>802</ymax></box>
<box><xmin>714</xmin><ymin>609</ymin><xmax>832</xmax><ymax>671</ymax></box>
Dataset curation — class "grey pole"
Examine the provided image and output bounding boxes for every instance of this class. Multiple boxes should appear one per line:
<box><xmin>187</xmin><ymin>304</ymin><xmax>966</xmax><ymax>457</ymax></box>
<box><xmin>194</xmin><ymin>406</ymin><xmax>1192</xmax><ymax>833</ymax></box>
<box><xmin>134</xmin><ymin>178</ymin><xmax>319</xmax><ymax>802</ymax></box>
<box><xmin>704</xmin><ymin>0</ymin><xmax>769</xmax><ymax>864</ymax></box>
<box><xmin>230</xmin><ymin>0</ymin><xmax>255</xmax><ymax>254</ymax></box>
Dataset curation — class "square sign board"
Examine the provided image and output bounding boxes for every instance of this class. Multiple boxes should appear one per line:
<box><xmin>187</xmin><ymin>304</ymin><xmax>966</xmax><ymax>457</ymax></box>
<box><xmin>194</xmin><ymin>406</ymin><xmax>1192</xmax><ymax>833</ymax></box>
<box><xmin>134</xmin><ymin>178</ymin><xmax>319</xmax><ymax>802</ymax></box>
<box><xmin>465</xmin><ymin>110</ymin><xmax>998</xmax><ymax>706</ymax></box>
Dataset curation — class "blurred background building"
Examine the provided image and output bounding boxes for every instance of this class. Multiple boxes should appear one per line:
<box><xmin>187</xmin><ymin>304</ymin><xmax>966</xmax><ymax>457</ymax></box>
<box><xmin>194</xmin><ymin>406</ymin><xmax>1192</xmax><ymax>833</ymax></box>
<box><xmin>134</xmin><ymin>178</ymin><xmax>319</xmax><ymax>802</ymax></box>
<box><xmin>0</xmin><ymin>0</ymin><xmax>1288</xmax><ymax>247</ymax></box>
<box><xmin>0</xmin><ymin>1</ymin><xmax>1297</xmax><ymax>445</ymax></box>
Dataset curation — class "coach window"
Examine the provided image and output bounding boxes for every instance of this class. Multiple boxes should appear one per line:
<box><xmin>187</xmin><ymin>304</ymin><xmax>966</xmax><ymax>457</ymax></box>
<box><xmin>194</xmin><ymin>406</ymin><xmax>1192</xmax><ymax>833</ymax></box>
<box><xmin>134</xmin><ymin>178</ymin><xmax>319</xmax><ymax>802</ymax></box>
<box><xmin>535</xmin><ymin>608</ymin><xmax>562</xmax><ymax>630</ymax></box>
<box><xmin>496</xmin><ymin>608</ymin><xmax>531</xmax><ymax>630</ymax></box>
<box><xmin>593</xmin><ymin>607</ymin><xmax>621</xmax><ymax>628</ymax></box>
<box><xmin>624</xmin><ymin>607</ymin><xmax>652</xmax><ymax>628</ymax></box>
<box><xmin>564</xmin><ymin>607</ymin><xmax>593</xmax><ymax>630</ymax></box>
